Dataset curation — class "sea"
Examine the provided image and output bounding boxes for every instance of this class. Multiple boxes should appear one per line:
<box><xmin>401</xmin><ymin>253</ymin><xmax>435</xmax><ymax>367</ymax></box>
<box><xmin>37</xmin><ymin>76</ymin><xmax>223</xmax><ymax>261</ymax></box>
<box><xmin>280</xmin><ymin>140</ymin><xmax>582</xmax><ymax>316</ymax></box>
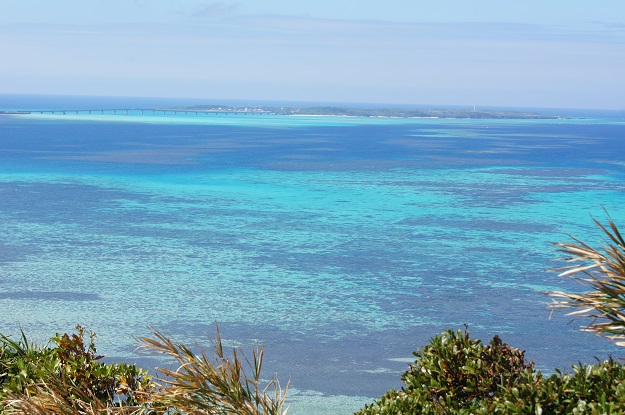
<box><xmin>1</xmin><ymin>94</ymin><xmax>624</xmax><ymax>414</ymax></box>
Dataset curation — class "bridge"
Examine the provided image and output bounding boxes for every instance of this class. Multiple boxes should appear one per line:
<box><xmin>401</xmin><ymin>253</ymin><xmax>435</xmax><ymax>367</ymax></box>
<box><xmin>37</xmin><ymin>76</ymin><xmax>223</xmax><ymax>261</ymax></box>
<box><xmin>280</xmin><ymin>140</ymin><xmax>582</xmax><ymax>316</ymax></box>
<box><xmin>0</xmin><ymin>108</ymin><xmax>276</xmax><ymax>116</ymax></box>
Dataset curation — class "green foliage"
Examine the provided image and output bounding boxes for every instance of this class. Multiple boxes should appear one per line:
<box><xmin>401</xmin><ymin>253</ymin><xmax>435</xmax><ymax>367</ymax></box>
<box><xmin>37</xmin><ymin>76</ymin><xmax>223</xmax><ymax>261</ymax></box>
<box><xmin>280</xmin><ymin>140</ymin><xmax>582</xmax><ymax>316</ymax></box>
<box><xmin>356</xmin><ymin>329</ymin><xmax>625</xmax><ymax>414</ymax></box>
<box><xmin>49</xmin><ymin>326</ymin><xmax>152</xmax><ymax>406</ymax></box>
<box><xmin>0</xmin><ymin>329</ymin><xmax>58</xmax><ymax>399</ymax></box>
<box><xmin>488</xmin><ymin>359</ymin><xmax>625</xmax><ymax>414</ymax></box>
<box><xmin>356</xmin><ymin>328</ymin><xmax>533</xmax><ymax>414</ymax></box>
<box><xmin>4</xmin><ymin>325</ymin><xmax>625</xmax><ymax>415</ymax></box>
<box><xmin>401</xmin><ymin>329</ymin><xmax>533</xmax><ymax>405</ymax></box>
<box><xmin>0</xmin><ymin>325</ymin><xmax>152</xmax><ymax>413</ymax></box>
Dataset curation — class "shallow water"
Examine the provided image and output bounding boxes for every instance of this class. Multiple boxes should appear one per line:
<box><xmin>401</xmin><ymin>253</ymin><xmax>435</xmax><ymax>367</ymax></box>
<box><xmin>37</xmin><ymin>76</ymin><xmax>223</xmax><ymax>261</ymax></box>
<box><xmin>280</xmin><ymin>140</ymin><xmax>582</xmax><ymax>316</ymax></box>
<box><xmin>1</xmin><ymin>102</ymin><xmax>624</xmax><ymax>414</ymax></box>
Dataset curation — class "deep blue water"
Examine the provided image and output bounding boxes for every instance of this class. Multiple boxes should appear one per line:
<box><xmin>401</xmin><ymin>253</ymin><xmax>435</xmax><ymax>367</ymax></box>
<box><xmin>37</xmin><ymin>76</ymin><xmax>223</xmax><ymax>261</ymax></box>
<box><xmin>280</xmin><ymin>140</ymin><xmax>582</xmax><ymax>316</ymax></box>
<box><xmin>1</xmin><ymin>95</ymin><xmax>625</xmax><ymax>414</ymax></box>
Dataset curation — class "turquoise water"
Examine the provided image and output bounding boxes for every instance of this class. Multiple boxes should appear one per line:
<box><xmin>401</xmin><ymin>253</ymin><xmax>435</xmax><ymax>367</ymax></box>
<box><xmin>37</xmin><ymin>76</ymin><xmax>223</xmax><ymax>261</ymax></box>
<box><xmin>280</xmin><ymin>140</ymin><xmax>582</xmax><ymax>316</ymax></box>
<box><xmin>1</xmin><ymin>101</ymin><xmax>624</xmax><ymax>414</ymax></box>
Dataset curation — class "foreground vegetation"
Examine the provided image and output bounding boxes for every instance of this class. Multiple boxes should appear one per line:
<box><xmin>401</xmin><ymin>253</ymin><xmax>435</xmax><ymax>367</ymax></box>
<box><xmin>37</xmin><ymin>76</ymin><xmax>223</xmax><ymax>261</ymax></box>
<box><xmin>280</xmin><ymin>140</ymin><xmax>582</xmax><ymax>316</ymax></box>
<box><xmin>2</xmin><ymin>215</ymin><xmax>625</xmax><ymax>414</ymax></box>
<box><xmin>0</xmin><ymin>326</ymin><xmax>287</xmax><ymax>415</ymax></box>
<box><xmin>3</xmin><ymin>326</ymin><xmax>625</xmax><ymax>414</ymax></box>
<box><xmin>357</xmin><ymin>329</ymin><xmax>625</xmax><ymax>414</ymax></box>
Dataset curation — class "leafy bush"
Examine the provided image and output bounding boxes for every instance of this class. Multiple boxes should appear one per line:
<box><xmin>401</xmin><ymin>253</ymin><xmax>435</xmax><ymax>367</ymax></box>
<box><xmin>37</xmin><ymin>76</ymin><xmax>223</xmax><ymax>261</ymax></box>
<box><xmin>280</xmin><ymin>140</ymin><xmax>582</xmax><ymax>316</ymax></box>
<box><xmin>0</xmin><ymin>330</ymin><xmax>59</xmax><ymax>401</ymax></box>
<box><xmin>356</xmin><ymin>329</ymin><xmax>533</xmax><ymax>414</ymax></box>
<box><xmin>489</xmin><ymin>358</ymin><xmax>625</xmax><ymax>414</ymax></box>
<box><xmin>356</xmin><ymin>329</ymin><xmax>625</xmax><ymax>414</ymax></box>
<box><xmin>0</xmin><ymin>325</ymin><xmax>152</xmax><ymax>414</ymax></box>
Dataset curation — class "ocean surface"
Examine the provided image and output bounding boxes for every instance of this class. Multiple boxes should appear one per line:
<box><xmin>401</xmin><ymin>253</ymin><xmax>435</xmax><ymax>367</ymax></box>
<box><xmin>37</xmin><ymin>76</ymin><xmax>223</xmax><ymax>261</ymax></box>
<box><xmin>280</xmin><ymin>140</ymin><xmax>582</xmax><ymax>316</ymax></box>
<box><xmin>1</xmin><ymin>94</ymin><xmax>624</xmax><ymax>414</ymax></box>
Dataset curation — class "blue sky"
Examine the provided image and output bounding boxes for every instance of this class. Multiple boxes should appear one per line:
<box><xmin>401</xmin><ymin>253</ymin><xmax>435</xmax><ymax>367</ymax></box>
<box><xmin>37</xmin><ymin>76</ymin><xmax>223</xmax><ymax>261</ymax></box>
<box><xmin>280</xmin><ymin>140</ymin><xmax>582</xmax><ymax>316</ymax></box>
<box><xmin>1</xmin><ymin>1</ymin><xmax>624</xmax><ymax>109</ymax></box>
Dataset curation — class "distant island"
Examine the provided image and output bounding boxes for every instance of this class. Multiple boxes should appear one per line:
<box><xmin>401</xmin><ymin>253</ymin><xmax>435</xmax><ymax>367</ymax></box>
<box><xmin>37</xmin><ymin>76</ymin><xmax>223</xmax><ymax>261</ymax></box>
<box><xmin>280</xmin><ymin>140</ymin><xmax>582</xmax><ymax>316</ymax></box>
<box><xmin>0</xmin><ymin>105</ymin><xmax>562</xmax><ymax>119</ymax></box>
<box><xmin>158</xmin><ymin>105</ymin><xmax>562</xmax><ymax>119</ymax></box>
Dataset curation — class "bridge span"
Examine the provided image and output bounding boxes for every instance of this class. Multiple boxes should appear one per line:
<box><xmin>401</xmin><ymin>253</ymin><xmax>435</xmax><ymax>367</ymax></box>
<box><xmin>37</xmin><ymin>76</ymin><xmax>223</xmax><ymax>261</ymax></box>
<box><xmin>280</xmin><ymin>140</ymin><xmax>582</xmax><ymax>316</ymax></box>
<box><xmin>0</xmin><ymin>108</ymin><xmax>276</xmax><ymax>116</ymax></box>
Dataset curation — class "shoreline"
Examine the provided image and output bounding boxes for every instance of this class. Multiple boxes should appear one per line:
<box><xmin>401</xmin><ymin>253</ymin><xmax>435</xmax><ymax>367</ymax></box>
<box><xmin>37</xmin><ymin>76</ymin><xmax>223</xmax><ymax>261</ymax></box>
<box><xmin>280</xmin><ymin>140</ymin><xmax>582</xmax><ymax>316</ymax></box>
<box><xmin>0</xmin><ymin>105</ymin><xmax>564</xmax><ymax>120</ymax></box>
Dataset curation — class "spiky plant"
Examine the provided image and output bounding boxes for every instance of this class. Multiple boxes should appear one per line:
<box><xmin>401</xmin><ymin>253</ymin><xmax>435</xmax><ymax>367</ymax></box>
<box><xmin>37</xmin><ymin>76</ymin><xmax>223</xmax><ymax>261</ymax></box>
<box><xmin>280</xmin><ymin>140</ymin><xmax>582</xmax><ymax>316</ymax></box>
<box><xmin>0</xmin><ymin>329</ymin><xmax>56</xmax><ymax>399</ymax></box>
<box><xmin>3</xmin><ymin>376</ymin><xmax>144</xmax><ymax>415</ymax></box>
<box><xmin>548</xmin><ymin>214</ymin><xmax>625</xmax><ymax>346</ymax></box>
<box><xmin>138</xmin><ymin>328</ymin><xmax>288</xmax><ymax>415</ymax></box>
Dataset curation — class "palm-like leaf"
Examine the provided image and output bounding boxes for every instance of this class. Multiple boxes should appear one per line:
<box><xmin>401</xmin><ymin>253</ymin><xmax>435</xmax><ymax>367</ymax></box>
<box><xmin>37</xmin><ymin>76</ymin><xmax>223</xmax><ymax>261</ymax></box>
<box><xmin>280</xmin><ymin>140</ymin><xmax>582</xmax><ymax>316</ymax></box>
<box><xmin>548</xmin><ymin>214</ymin><xmax>625</xmax><ymax>346</ymax></box>
<box><xmin>138</xmin><ymin>327</ymin><xmax>289</xmax><ymax>415</ymax></box>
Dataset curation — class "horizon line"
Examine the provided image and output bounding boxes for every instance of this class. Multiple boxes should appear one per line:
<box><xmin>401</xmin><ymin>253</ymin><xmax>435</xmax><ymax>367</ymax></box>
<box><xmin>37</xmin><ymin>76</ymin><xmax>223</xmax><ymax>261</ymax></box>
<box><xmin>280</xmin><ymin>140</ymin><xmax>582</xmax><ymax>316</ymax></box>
<box><xmin>1</xmin><ymin>92</ymin><xmax>624</xmax><ymax>113</ymax></box>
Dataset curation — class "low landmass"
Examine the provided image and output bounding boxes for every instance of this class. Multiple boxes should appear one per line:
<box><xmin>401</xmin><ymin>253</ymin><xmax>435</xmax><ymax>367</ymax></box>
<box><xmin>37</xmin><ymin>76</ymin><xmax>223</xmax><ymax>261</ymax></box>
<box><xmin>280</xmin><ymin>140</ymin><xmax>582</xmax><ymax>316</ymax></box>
<box><xmin>159</xmin><ymin>105</ymin><xmax>562</xmax><ymax>119</ymax></box>
<box><xmin>1</xmin><ymin>105</ymin><xmax>562</xmax><ymax>119</ymax></box>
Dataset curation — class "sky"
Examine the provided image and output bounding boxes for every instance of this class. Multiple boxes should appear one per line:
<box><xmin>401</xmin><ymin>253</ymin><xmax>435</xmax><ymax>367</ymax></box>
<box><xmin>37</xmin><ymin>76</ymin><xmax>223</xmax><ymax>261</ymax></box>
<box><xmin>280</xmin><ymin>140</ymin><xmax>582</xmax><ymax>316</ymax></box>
<box><xmin>1</xmin><ymin>1</ymin><xmax>624</xmax><ymax>109</ymax></box>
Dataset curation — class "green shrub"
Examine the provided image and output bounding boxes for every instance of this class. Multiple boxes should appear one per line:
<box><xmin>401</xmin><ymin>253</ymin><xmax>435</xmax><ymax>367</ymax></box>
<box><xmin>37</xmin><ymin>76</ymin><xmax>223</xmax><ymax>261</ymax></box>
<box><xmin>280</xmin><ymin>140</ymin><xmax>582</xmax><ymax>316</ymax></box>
<box><xmin>356</xmin><ymin>329</ymin><xmax>625</xmax><ymax>414</ymax></box>
<box><xmin>488</xmin><ymin>358</ymin><xmax>625</xmax><ymax>414</ymax></box>
<box><xmin>0</xmin><ymin>329</ymin><xmax>59</xmax><ymax>399</ymax></box>
<box><xmin>49</xmin><ymin>326</ymin><xmax>152</xmax><ymax>406</ymax></box>
<box><xmin>356</xmin><ymin>328</ymin><xmax>533</xmax><ymax>414</ymax></box>
<box><xmin>0</xmin><ymin>325</ymin><xmax>152</xmax><ymax>413</ymax></box>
